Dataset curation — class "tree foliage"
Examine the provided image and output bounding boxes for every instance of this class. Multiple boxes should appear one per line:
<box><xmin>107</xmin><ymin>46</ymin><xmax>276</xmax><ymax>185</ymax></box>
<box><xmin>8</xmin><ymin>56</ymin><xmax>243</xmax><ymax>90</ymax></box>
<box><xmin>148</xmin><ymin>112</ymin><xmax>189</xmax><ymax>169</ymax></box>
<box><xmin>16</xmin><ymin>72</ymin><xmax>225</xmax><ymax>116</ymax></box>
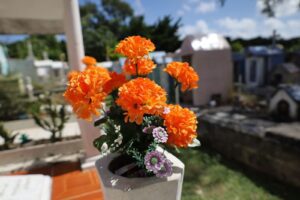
<box><xmin>228</xmin><ymin>36</ymin><xmax>300</xmax><ymax>52</ymax></box>
<box><xmin>0</xmin><ymin>89</ymin><xmax>28</xmax><ymax>121</ymax></box>
<box><xmin>7</xmin><ymin>35</ymin><xmax>66</xmax><ymax>60</ymax></box>
<box><xmin>79</xmin><ymin>0</ymin><xmax>181</xmax><ymax>61</ymax></box>
<box><xmin>150</xmin><ymin>16</ymin><xmax>181</xmax><ymax>52</ymax></box>
<box><xmin>6</xmin><ymin>0</ymin><xmax>182</xmax><ymax>61</ymax></box>
<box><xmin>259</xmin><ymin>0</ymin><xmax>300</xmax><ymax>17</ymax></box>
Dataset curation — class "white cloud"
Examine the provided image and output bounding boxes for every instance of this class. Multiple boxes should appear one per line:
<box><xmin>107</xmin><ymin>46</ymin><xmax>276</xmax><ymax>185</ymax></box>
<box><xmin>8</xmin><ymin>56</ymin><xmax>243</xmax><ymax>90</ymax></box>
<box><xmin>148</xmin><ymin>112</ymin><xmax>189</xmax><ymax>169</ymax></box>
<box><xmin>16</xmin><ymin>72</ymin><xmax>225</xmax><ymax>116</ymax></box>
<box><xmin>179</xmin><ymin>20</ymin><xmax>212</xmax><ymax>38</ymax></box>
<box><xmin>134</xmin><ymin>0</ymin><xmax>145</xmax><ymax>16</ymax></box>
<box><xmin>263</xmin><ymin>18</ymin><xmax>285</xmax><ymax>31</ymax></box>
<box><xmin>178</xmin><ymin>16</ymin><xmax>300</xmax><ymax>39</ymax></box>
<box><xmin>177</xmin><ymin>3</ymin><xmax>191</xmax><ymax>16</ymax></box>
<box><xmin>177</xmin><ymin>0</ymin><xmax>217</xmax><ymax>16</ymax></box>
<box><xmin>285</xmin><ymin>20</ymin><xmax>300</xmax><ymax>38</ymax></box>
<box><xmin>258</xmin><ymin>18</ymin><xmax>300</xmax><ymax>38</ymax></box>
<box><xmin>217</xmin><ymin>17</ymin><xmax>257</xmax><ymax>38</ymax></box>
<box><xmin>215</xmin><ymin>16</ymin><xmax>299</xmax><ymax>39</ymax></box>
<box><xmin>257</xmin><ymin>0</ymin><xmax>299</xmax><ymax>17</ymax></box>
<box><xmin>196</xmin><ymin>1</ymin><xmax>217</xmax><ymax>13</ymax></box>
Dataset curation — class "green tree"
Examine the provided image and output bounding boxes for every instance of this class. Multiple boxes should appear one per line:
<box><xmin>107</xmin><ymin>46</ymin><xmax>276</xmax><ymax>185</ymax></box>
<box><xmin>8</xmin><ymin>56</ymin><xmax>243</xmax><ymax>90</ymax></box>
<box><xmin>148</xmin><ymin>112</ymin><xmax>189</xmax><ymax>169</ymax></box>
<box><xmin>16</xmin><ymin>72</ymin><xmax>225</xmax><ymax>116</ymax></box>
<box><xmin>80</xmin><ymin>2</ymin><xmax>119</xmax><ymax>61</ymax></box>
<box><xmin>7</xmin><ymin>35</ymin><xmax>66</xmax><ymax>60</ymax></box>
<box><xmin>121</xmin><ymin>16</ymin><xmax>151</xmax><ymax>38</ymax></box>
<box><xmin>150</xmin><ymin>16</ymin><xmax>181</xmax><ymax>52</ymax></box>
<box><xmin>7</xmin><ymin>1</ymin><xmax>182</xmax><ymax>61</ymax></box>
<box><xmin>0</xmin><ymin>89</ymin><xmax>27</xmax><ymax>121</ymax></box>
<box><xmin>101</xmin><ymin>0</ymin><xmax>133</xmax><ymax>21</ymax></box>
<box><xmin>231</xmin><ymin>41</ymin><xmax>244</xmax><ymax>52</ymax></box>
<box><xmin>101</xmin><ymin>0</ymin><xmax>134</xmax><ymax>38</ymax></box>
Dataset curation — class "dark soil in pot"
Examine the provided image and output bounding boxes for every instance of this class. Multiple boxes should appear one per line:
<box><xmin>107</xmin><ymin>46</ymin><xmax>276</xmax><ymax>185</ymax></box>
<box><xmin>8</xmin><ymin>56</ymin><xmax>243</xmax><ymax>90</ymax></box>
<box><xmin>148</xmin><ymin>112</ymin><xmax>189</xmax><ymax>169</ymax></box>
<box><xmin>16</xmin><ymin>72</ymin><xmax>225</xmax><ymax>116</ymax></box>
<box><xmin>108</xmin><ymin>154</ymin><xmax>154</xmax><ymax>178</ymax></box>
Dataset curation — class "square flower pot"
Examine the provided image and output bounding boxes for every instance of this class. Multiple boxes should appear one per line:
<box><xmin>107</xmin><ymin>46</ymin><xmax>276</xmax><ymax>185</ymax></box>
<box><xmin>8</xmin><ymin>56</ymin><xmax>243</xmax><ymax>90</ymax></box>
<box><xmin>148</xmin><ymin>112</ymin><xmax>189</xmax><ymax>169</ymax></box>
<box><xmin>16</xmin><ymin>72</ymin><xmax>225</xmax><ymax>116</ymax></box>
<box><xmin>95</xmin><ymin>150</ymin><xmax>184</xmax><ymax>200</ymax></box>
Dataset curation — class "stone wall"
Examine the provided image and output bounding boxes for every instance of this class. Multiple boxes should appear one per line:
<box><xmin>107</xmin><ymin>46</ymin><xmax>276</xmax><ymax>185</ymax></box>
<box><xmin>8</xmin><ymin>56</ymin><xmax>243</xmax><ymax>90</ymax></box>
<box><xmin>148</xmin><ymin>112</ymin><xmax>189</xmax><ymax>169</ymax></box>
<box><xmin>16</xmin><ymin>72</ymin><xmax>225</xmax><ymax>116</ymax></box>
<box><xmin>198</xmin><ymin>112</ymin><xmax>300</xmax><ymax>188</ymax></box>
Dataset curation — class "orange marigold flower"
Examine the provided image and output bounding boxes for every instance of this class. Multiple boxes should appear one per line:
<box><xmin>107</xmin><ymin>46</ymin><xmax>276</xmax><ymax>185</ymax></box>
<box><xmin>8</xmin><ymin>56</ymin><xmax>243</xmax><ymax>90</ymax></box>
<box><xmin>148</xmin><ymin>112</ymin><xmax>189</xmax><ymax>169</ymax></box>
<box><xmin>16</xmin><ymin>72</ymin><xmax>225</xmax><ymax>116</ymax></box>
<box><xmin>163</xmin><ymin>105</ymin><xmax>197</xmax><ymax>148</ymax></box>
<box><xmin>67</xmin><ymin>70</ymin><xmax>80</xmax><ymax>81</ymax></box>
<box><xmin>164</xmin><ymin>62</ymin><xmax>199</xmax><ymax>92</ymax></box>
<box><xmin>82</xmin><ymin>56</ymin><xmax>97</xmax><ymax>66</ymax></box>
<box><xmin>64</xmin><ymin>66</ymin><xmax>111</xmax><ymax>121</ymax></box>
<box><xmin>103</xmin><ymin>72</ymin><xmax>127</xmax><ymax>94</ymax></box>
<box><xmin>123</xmin><ymin>58</ymin><xmax>156</xmax><ymax>76</ymax></box>
<box><xmin>115</xmin><ymin>36</ymin><xmax>155</xmax><ymax>58</ymax></box>
<box><xmin>116</xmin><ymin>78</ymin><xmax>167</xmax><ymax>124</ymax></box>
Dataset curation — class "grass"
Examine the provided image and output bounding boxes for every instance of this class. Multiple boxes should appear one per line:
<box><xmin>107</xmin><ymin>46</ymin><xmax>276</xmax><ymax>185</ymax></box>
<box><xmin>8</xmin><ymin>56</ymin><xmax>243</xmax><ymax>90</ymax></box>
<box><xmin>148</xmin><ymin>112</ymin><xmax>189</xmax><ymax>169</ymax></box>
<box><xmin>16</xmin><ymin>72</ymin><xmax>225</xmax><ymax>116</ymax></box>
<box><xmin>171</xmin><ymin>147</ymin><xmax>300</xmax><ymax>200</ymax></box>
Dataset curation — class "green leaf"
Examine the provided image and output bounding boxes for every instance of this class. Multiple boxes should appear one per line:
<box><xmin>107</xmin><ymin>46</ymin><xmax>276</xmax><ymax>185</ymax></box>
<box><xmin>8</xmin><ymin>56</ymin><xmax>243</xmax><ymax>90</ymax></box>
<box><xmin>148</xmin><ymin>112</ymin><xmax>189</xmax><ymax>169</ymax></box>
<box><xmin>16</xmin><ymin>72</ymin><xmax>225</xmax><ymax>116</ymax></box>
<box><xmin>93</xmin><ymin>135</ymin><xmax>108</xmax><ymax>151</ymax></box>
<box><xmin>94</xmin><ymin>116</ymin><xmax>107</xmax><ymax>126</ymax></box>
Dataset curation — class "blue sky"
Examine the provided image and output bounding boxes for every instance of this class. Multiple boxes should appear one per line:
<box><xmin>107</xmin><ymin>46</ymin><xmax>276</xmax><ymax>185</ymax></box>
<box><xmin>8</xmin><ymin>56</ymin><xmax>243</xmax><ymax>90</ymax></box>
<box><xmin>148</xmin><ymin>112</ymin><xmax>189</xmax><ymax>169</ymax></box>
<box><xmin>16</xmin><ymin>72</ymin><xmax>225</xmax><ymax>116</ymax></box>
<box><xmin>1</xmin><ymin>0</ymin><xmax>299</xmax><ymax>43</ymax></box>
<box><xmin>126</xmin><ymin>0</ymin><xmax>300</xmax><ymax>39</ymax></box>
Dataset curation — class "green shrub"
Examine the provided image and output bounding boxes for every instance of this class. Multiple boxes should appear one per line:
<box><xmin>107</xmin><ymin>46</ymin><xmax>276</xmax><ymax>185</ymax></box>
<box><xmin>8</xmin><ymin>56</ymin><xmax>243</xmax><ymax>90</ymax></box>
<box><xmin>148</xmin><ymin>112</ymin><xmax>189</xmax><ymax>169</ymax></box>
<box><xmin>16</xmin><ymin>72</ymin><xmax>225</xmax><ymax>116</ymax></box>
<box><xmin>0</xmin><ymin>123</ymin><xmax>19</xmax><ymax>150</ymax></box>
<box><xmin>32</xmin><ymin>94</ymin><xmax>70</xmax><ymax>142</ymax></box>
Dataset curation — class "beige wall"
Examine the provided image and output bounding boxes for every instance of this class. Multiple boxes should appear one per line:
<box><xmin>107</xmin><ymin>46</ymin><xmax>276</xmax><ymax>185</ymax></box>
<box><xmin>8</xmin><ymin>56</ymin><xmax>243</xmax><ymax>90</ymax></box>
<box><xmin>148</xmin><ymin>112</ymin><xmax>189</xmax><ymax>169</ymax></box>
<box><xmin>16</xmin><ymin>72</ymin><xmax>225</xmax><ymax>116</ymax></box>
<box><xmin>191</xmin><ymin>49</ymin><xmax>233</xmax><ymax>106</ymax></box>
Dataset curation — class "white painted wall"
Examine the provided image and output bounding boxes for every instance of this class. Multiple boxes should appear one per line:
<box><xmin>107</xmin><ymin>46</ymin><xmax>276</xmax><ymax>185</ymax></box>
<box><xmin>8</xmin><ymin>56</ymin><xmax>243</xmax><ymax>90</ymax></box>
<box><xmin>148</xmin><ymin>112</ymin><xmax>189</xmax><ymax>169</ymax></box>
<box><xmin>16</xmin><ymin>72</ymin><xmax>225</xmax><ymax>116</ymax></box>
<box><xmin>192</xmin><ymin>49</ymin><xmax>233</xmax><ymax>106</ymax></box>
<box><xmin>269</xmin><ymin>90</ymin><xmax>298</xmax><ymax>119</ymax></box>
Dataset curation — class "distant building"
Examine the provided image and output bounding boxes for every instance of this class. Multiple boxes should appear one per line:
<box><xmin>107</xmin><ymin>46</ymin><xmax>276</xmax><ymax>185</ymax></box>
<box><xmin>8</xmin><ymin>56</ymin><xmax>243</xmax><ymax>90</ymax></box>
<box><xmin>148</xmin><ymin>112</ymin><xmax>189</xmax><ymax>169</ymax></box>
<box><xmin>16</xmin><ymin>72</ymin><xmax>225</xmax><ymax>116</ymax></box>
<box><xmin>288</xmin><ymin>51</ymin><xmax>300</xmax><ymax>67</ymax></box>
<box><xmin>233</xmin><ymin>46</ymin><xmax>285</xmax><ymax>88</ymax></box>
<box><xmin>174</xmin><ymin>34</ymin><xmax>233</xmax><ymax>106</ymax></box>
<box><xmin>269</xmin><ymin>85</ymin><xmax>300</xmax><ymax>121</ymax></box>
<box><xmin>245</xmin><ymin>46</ymin><xmax>284</xmax><ymax>87</ymax></box>
<box><xmin>0</xmin><ymin>74</ymin><xmax>25</xmax><ymax>95</ymax></box>
<box><xmin>0</xmin><ymin>44</ymin><xmax>9</xmax><ymax>75</ymax></box>
<box><xmin>232</xmin><ymin>52</ymin><xmax>245</xmax><ymax>84</ymax></box>
<box><xmin>8</xmin><ymin>59</ymin><xmax>68</xmax><ymax>85</ymax></box>
<box><xmin>270</xmin><ymin>63</ymin><xmax>300</xmax><ymax>86</ymax></box>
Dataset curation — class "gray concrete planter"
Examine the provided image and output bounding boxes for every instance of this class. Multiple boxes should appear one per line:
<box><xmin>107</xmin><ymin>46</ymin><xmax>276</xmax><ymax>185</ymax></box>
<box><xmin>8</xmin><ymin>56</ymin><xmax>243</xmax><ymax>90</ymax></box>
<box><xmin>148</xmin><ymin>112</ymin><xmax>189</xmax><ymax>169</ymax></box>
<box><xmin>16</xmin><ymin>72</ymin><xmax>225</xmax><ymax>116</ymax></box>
<box><xmin>0</xmin><ymin>138</ymin><xmax>83</xmax><ymax>166</ymax></box>
<box><xmin>95</xmin><ymin>150</ymin><xmax>185</xmax><ymax>200</ymax></box>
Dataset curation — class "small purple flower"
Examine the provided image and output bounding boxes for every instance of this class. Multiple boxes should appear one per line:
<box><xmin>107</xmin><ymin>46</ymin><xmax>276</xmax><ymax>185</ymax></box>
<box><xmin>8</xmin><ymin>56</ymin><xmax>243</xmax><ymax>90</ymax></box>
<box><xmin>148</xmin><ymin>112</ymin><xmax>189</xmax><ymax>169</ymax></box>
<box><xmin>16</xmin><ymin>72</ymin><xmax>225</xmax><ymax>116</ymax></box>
<box><xmin>152</xmin><ymin>127</ymin><xmax>168</xmax><ymax>143</ymax></box>
<box><xmin>143</xmin><ymin>125</ymin><xmax>156</xmax><ymax>134</ymax></box>
<box><xmin>144</xmin><ymin>151</ymin><xmax>166</xmax><ymax>172</ymax></box>
<box><xmin>163</xmin><ymin>107</ymin><xmax>170</xmax><ymax>114</ymax></box>
<box><xmin>155</xmin><ymin>159</ymin><xmax>173</xmax><ymax>178</ymax></box>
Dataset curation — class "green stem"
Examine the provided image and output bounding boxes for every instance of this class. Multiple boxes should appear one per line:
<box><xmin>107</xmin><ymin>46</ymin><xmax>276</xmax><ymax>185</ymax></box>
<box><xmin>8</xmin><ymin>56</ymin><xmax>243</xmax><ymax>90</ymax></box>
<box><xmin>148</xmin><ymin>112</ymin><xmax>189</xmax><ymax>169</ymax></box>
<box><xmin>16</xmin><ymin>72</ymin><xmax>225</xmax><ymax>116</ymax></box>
<box><xmin>136</xmin><ymin>63</ymin><xmax>139</xmax><ymax>77</ymax></box>
<box><xmin>174</xmin><ymin>81</ymin><xmax>179</xmax><ymax>89</ymax></box>
<box><xmin>170</xmin><ymin>80</ymin><xmax>179</xmax><ymax>103</ymax></box>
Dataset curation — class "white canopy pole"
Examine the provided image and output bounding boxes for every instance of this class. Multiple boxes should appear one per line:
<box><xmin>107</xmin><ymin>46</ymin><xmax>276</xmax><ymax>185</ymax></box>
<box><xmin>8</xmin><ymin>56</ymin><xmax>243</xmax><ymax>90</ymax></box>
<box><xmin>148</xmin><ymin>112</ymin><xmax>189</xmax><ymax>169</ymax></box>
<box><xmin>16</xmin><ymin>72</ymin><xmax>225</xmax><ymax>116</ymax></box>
<box><xmin>63</xmin><ymin>0</ymin><xmax>100</xmax><ymax>161</ymax></box>
<box><xmin>63</xmin><ymin>0</ymin><xmax>84</xmax><ymax>71</ymax></box>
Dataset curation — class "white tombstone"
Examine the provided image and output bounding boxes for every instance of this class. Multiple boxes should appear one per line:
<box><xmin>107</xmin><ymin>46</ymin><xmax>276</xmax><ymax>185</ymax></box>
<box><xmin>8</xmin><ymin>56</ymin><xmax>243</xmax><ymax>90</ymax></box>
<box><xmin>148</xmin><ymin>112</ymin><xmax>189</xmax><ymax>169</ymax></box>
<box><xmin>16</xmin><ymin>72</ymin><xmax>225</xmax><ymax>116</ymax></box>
<box><xmin>0</xmin><ymin>175</ymin><xmax>52</xmax><ymax>200</ymax></box>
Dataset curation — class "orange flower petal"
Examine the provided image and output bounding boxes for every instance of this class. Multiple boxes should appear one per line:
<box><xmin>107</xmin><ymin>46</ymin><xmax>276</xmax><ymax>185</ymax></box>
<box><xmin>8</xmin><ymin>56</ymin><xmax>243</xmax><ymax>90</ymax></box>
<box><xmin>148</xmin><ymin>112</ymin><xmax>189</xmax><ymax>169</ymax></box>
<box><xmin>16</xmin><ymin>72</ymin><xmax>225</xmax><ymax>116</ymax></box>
<box><xmin>103</xmin><ymin>72</ymin><xmax>127</xmax><ymax>94</ymax></box>
<box><xmin>123</xmin><ymin>58</ymin><xmax>156</xmax><ymax>76</ymax></box>
<box><xmin>116</xmin><ymin>78</ymin><xmax>167</xmax><ymax>125</ymax></box>
<box><xmin>64</xmin><ymin>64</ymin><xmax>111</xmax><ymax>120</ymax></box>
<box><xmin>115</xmin><ymin>36</ymin><xmax>155</xmax><ymax>58</ymax></box>
<box><xmin>164</xmin><ymin>62</ymin><xmax>199</xmax><ymax>92</ymax></box>
<box><xmin>163</xmin><ymin>104</ymin><xmax>197</xmax><ymax>148</ymax></box>
<box><xmin>82</xmin><ymin>56</ymin><xmax>97</xmax><ymax>66</ymax></box>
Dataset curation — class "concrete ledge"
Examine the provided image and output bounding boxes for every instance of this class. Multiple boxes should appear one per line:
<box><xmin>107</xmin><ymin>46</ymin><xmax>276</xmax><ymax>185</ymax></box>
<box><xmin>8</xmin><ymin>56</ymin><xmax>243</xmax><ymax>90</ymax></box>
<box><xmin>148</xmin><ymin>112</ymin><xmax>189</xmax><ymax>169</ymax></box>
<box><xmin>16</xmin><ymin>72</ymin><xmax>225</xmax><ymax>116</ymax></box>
<box><xmin>0</xmin><ymin>138</ymin><xmax>83</xmax><ymax>166</ymax></box>
<box><xmin>199</xmin><ymin>115</ymin><xmax>300</xmax><ymax>188</ymax></box>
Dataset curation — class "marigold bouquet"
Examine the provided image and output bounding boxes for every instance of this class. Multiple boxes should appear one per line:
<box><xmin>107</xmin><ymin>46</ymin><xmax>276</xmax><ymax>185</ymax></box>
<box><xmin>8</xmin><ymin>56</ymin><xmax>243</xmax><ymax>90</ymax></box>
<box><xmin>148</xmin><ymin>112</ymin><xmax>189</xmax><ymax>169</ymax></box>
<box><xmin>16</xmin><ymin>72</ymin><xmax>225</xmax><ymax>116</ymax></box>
<box><xmin>64</xmin><ymin>36</ymin><xmax>200</xmax><ymax>178</ymax></box>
